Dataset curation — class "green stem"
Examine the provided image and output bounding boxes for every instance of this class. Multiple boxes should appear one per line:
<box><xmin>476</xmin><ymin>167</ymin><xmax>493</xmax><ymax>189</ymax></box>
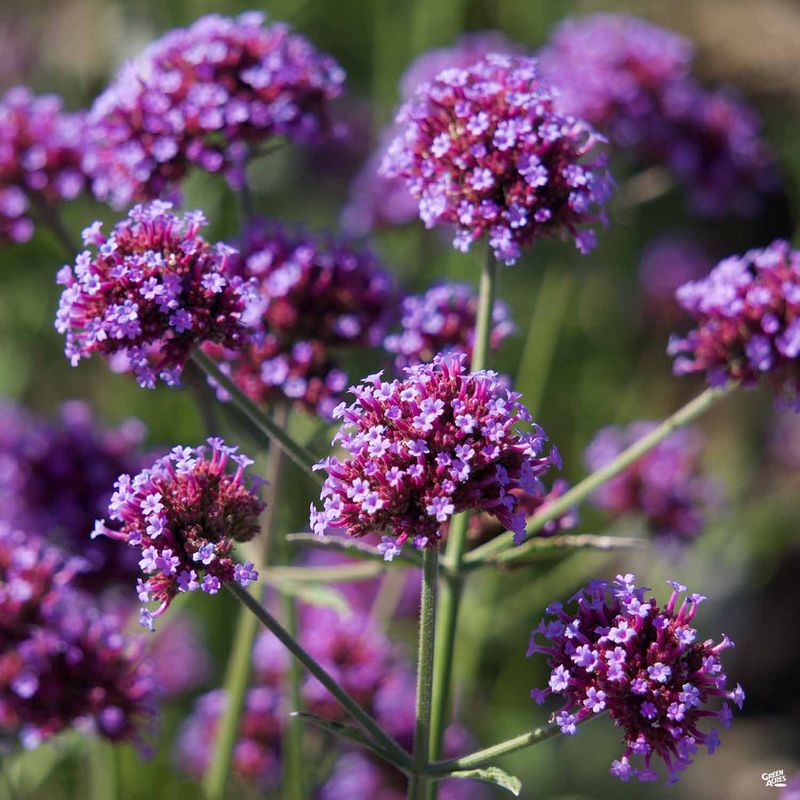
<box><xmin>88</xmin><ymin>739</ymin><xmax>117</xmax><ymax>800</ymax></box>
<box><xmin>428</xmin><ymin>715</ymin><xmax>601</xmax><ymax>774</ymax></box>
<box><xmin>466</xmin><ymin>384</ymin><xmax>735</xmax><ymax>563</ymax></box>
<box><xmin>282</xmin><ymin>595</ymin><xmax>305</xmax><ymax>800</ymax></box>
<box><xmin>408</xmin><ymin>549</ymin><xmax>439</xmax><ymax>800</ymax></box>
<box><xmin>227</xmin><ymin>582</ymin><xmax>411</xmax><ymax>769</ymax></box>
<box><xmin>429</xmin><ymin>249</ymin><xmax>498</xmax><ymax>778</ymax></box>
<box><xmin>191</xmin><ymin>350</ymin><xmax>321</xmax><ymax>482</ymax></box>
<box><xmin>203</xmin><ymin>408</ymin><xmax>287</xmax><ymax>800</ymax></box>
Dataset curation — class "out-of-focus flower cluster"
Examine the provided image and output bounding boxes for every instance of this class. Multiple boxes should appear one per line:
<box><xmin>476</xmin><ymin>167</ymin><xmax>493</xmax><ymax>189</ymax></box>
<box><xmin>529</xmin><ymin>575</ymin><xmax>743</xmax><ymax>784</ymax></box>
<box><xmin>93</xmin><ymin>437</ymin><xmax>263</xmax><ymax>630</ymax></box>
<box><xmin>311</xmin><ymin>352</ymin><xmax>559</xmax><ymax>556</ymax></box>
<box><xmin>639</xmin><ymin>235</ymin><xmax>714</xmax><ymax>323</ymax></box>
<box><xmin>0</xmin><ymin>87</ymin><xmax>87</xmax><ymax>244</ymax></box>
<box><xmin>381</xmin><ymin>54</ymin><xmax>612</xmax><ymax>264</ymax></box>
<box><xmin>0</xmin><ymin>525</ymin><xmax>156</xmax><ymax>749</ymax></box>
<box><xmin>206</xmin><ymin>218</ymin><xmax>394</xmax><ymax>417</ymax></box>
<box><xmin>669</xmin><ymin>240</ymin><xmax>800</xmax><ymax>407</ymax></box>
<box><xmin>85</xmin><ymin>12</ymin><xmax>345</xmax><ymax>207</ymax></box>
<box><xmin>342</xmin><ymin>31</ymin><xmax>524</xmax><ymax>236</ymax></box>
<box><xmin>584</xmin><ymin>423</ymin><xmax>717</xmax><ymax>546</ymax></box>
<box><xmin>0</xmin><ymin>400</ymin><xmax>147</xmax><ymax>594</ymax></box>
<box><xmin>384</xmin><ymin>283</ymin><xmax>514</xmax><ymax>371</ymax></box>
<box><xmin>56</xmin><ymin>202</ymin><xmax>254</xmax><ymax>388</ymax></box>
<box><xmin>540</xmin><ymin>13</ymin><xmax>780</xmax><ymax>217</ymax></box>
<box><xmin>178</xmin><ymin>605</ymin><xmax>484</xmax><ymax>797</ymax></box>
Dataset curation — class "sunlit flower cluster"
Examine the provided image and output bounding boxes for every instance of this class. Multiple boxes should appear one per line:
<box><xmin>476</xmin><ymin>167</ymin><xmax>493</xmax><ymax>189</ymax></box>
<box><xmin>55</xmin><ymin>202</ymin><xmax>255</xmax><ymax>388</ymax></box>
<box><xmin>311</xmin><ymin>352</ymin><xmax>558</xmax><ymax>556</ymax></box>
<box><xmin>85</xmin><ymin>12</ymin><xmax>345</xmax><ymax>207</ymax></box>
<box><xmin>381</xmin><ymin>54</ymin><xmax>612</xmax><ymax>264</ymax></box>
<box><xmin>669</xmin><ymin>240</ymin><xmax>800</xmax><ymax>406</ymax></box>
<box><xmin>529</xmin><ymin>575</ymin><xmax>743</xmax><ymax>784</ymax></box>
<box><xmin>93</xmin><ymin>437</ymin><xmax>263</xmax><ymax>630</ymax></box>
<box><xmin>0</xmin><ymin>87</ymin><xmax>87</xmax><ymax>244</ymax></box>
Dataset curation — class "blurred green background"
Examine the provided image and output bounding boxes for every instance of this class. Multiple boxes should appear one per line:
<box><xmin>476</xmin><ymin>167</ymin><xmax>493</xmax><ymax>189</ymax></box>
<box><xmin>1</xmin><ymin>0</ymin><xmax>800</xmax><ymax>798</ymax></box>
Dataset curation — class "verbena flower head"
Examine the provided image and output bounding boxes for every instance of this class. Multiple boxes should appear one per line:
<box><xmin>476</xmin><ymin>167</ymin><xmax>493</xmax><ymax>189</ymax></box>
<box><xmin>529</xmin><ymin>575</ymin><xmax>743</xmax><ymax>784</ymax></box>
<box><xmin>540</xmin><ymin>14</ymin><xmax>780</xmax><ymax>218</ymax></box>
<box><xmin>207</xmin><ymin>336</ymin><xmax>348</xmax><ymax>418</ymax></box>
<box><xmin>0</xmin><ymin>526</ymin><xmax>156</xmax><ymax>748</ymax></box>
<box><xmin>310</xmin><ymin>352</ymin><xmax>558</xmax><ymax>556</ymax></box>
<box><xmin>55</xmin><ymin>201</ymin><xmax>254</xmax><ymax>388</ymax></box>
<box><xmin>85</xmin><ymin>12</ymin><xmax>345</xmax><ymax>207</ymax></box>
<box><xmin>0</xmin><ymin>400</ymin><xmax>147</xmax><ymax>594</ymax></box>
<box><xmin>384</xmin><ymin>282</ymin><xmax>514</xmax><ymax>370</ymax></box>
<box><xmin>342</xmin><ymin>31</ymin><xmax>524</xmax><ymax>236</ymax></box>
<box><xmin>584</xmin><ymin>423</ymin><xmax>715</xmax><ymax>546</ymax></box>
<box><xmin>0</xmin><ymin>86</ymin><xmax>88</xmax><ymax>244</ymax></box>
<box><xmin>668</xmin><ymin>240</ymin><xmax>800</xmax><ymax>407</ymax></box>
<box><xmin>236</xmin><ymin>219</ymin><xmax>395</xmax><ymax>346</ymax></box>
<box><xmin>380</xmin><ymin>54</ymin><xmax>612</xmax><ymax>264</ymax></box>
<box><xmin>639</xmin><ymin>235</ymin><xmax>713</xmax><ymax>323</ymax></box>
<box><xmin>93</xmin><ymin>437</ymin><xmax>264</xmax><ymax>630</ymax></box>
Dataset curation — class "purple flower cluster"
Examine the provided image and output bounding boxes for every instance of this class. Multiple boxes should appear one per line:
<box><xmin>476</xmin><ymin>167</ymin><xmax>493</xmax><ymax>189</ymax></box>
<box><xmin>206</xmin><ymin>218</ymin><xmax>394</xmax><ymax>416</ymax></box>
<box><xmin>55</xmin><ymin>202</ymin><xmax>254</xmax><ymax>388</ymax></box>
<box><xmin>669</xmin><ymin>240</ymin><xmax>800</xmax><ymax>406</ymax></box>
<box><xmin>384</xmin><ymin>283</ymin><xmax>514</xmax><ymax>370</ymax></box>
<box><xmin>381</xmin><ymin>54</ymin><xmax>612</xmax><ymax>264</ymax></box>
<box><xmin>342</xmin><ymin>31</ymin><xmax>523</xmax><ymax>236</ymax></box>
<box><xmin>93</xmin><ymin>437</ymin><xmax>264</xmax><ymax>630</ymax></box>
<box><xmin>311</xmin><ymin>353</ymin><xmax>558</xmax><ymax>556</ymax></box>
<box><xmin>529</xmin><ymin>575</ymin><xmax>743</xmax><ymax>784</ymax></box>
<box><xmin>584</xmin><ymin>423</ymin><xmax>715</xmax><ymax>546</ymax></box>
<box><xmin>639</xmin><ymin>235</ymin><xmax>713</xmax><ymax>323</ymax></box>
<box><xmin>0</xmin><ymin>86</ymin><xmax>87</xmax><ymax>244</ymax></box>
<box><xmin>0</xmin><ymin>526</ymin><xmax>156</xmax><ymax>748</ymax></box>
<box><xmin>85</xmin><ymin>12</ymin><xmax>345</xmax><ymax>207</ymax></box>
<box><xmin>0</xmin><ymin>400</ymin><xmax>148</xmax><ymax>594</ymax></box>
<box><xmin>540</xmin><ymin>14</ymin><xmax>780</xmax><ymax>217</ymax></box>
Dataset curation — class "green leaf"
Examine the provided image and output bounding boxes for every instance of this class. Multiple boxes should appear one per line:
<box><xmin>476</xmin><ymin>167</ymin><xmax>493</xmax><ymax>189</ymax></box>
<box><xmin>291</xmin><ymin>713</ymin><xmax>406</xmax><ymax>769</ymax></box>
<box><xmin>286</xmin><ymin>533</ymin><xmax>423</xmax><ymax>566</ymax></box>
<box><xmin>448</xmin><ymin>767</ymin><xmax>522</xmax><ymax>796</ymax></box>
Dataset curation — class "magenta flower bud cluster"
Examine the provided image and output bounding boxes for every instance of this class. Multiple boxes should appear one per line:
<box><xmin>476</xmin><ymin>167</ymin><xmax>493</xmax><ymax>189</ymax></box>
<box><xmin>380</xmin><ymin>54</ymin><xmax>612</xmax><ymax>264</ymax></box>
<box><xmin>669</xmin><ymin>240</ymin><xmax>800</xmax><ymax>407</ymax></box>
<box><xmin>55</xmin><ymin>201</ymin><xmax>255</xmax><ymax>389</ymax></box>
<box><xmin>0</xmin><ymin>86</ymin><xmax>88</xmax><ymax>244</ymax></box>
<box><xmin>540</xmin><ymin>13</ymin><xmax>780</xmax><ymax>217</ymax></box>
<box><xmin>93</xmin><ymin>437</ymin><xmax>264</xmax><ymax>630</ymax></box>
<box><xmin>207</xmin><ymin>218</ymin><xmax>395</xmax><ymax>416</ymax></box>
<box><xmin>584</xmin><ymin>422</ymin><xmax>715</xmax><ymax>546</ymax></box>
<box><xmin>384</xmin><ymin>282</ymin><xmax>514</xmax><ymax>370</ymax></box>
<box><xmin>0</xmin><ymin>400</ymin><xmax>148</xmax><ymax>594</ymax></box>
<box><xmin>342</xmin><ymin>31</ymin><xmax>524</xmax><ymax>236</ymax></box>
<box><xmin>0</xmin><ymin>526</ymin><xmax>156</xmax><ymax>748</ymax></box>
<box><xmin>84</xmin><ymin>12</ymin><xmax>345</xmax><ymax>208</ymax></box>
<box><xmin>529</xmin><ymin>575</ymin><xmax>743</xmax><ymax>784</ymax></box>
<box><xmin>310</xmin><ymin>352</ymin><xmax>559</xmax><ymax>557</ymax></box>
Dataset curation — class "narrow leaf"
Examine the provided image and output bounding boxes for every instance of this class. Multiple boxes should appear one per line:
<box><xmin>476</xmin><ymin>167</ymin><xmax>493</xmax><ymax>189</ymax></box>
<box><xmin>287</xmin><ymin>532</ymin><xmax>422</xmax><ymax>566</ymax></box>
<box><xmin>448</xmin><ymin>767</ymin><xmax>522</xmax><ymax>796</ymax></box>
<box><xmin>270</xmin><ymin>578</ymin><xmax>352</xmax><ymax>616</ymax></box>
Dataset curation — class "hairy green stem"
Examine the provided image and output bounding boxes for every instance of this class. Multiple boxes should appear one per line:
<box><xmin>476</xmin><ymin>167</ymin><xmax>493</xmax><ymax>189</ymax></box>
<box><xmin>282</xmin><ymin>595</ymin><xmax>305</xmax><ymax>800</ymax></box>
<box><xmin>204</xmin><ymin>408</ymin><xmax>287</xmax><ymax>799</ymax></box>
<box><xmin>466</xmin><ymin>385</ymin><xmax>735</xmax><ymax>564</ymax></box>
<box><xmin>429</xmin><ymin>249</ymin><xmax>497</xmax><ymax>783</ymax></box>
<box><xmin>227</xmin><ymin>582</ymin><xmax>411</xmax><ymax>768</ymax></box>
<box><xmin>191</xmin><ymin>350</ymin><xmax>321</xmax><ymax>482</ymax></box>
<box><xmin>408</xmin><ymin>549</ymin><xmax>439</xmax><ymax>799</ymax></box>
